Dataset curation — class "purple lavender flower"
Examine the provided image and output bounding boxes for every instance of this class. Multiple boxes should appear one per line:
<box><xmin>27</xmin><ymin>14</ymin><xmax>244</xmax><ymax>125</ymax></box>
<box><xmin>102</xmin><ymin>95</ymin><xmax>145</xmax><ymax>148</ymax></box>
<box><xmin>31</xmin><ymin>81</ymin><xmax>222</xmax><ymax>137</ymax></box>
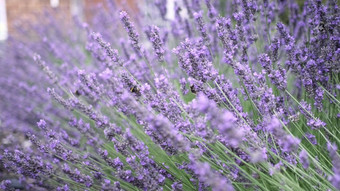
<box><xmin>277</xmin><ymin>22</ymin><xmax>295</xmax><ymax>52</ymax></box>
<box><xmin>239</xmin><ymin>0</ymin><xmax>258</xmax><ymax>22</ymax></box>
<box><xmin>0</xmin><ymin>180</ymin><xmax>13</xmax><ymax>191</ymax></box>
<box><xmin>299</xmin><ymin>150</ymin><xmax>309</xmax><ymax>169</ymax></box>
<box><xmin>119</xmin><ymin>11</ymin><xmax>143</xmax><ymax>57</ymax></box>
<box><xmin>62</xmin><ymin>163</ymin><xmax>93</xmax><ymax>187</ymax></box>
<box><xmin>307</xmin><ymin>118</ymin><xmax>326</xmax><ymax>130</ymax></box>
<box><xmin>266</xmin><ymin>117</ymin><xmax>300</xmax><ymax>153</ymax></box>
<box><xmin>155</xmin><ymin>0</ymin><xmax>167</xmax><ymax>20</ymax></box>
<box><xmin>193</xmin><ymin>93</ymin><xmax>243</xmax><ymax>147</ymax></box>
<box><xmin>1</xmin><ymin>150</ymin><xmax>52</xmax><ymax>179</ymax></box>
<box><xmin>120</xmin><ymin>91</ymin><xmax>190</xmax><ymax>154</ymax></box>
<box><xmin>47</xmin><ymin>88</ymin><xmax>72</xmax><ymax>110</ymax></box>
<box><xmin>92</xmin><ymin>32</ymin><xmax>124</xmax><ymax>66</ymax></box>
<box><xmin>189</xmin><ymin>154</ymin><xmax>235</xmax><ymax>191</ymax></box>
<box><xmin>268</xmin><ymin>38</ymin><xmax>280</xmax><ymax>63</ymax></box>
<box><xmin>1</xmin><ymin>1</ymin><xmax>340</xmax><ymax>190</ymax></box>
<box><xmin>146</xmin><ymin>26</ymin><xmax>165</xmax><ymax>62</ymax></box>
<box><xmin>194</xmin><ymin>11</ymin><xmax>210</xmax><ymax>46</ymax></box>
<box><xmin>183</xmin><ymin>0</ymin><xmax>193</xmax><ymax>18</ymax></box>
<box><xmin>327</xmin><ymin>143</ymin><xmax>340</xmax><ymax>190</ymax></box>
<box><xmin>314</xmin><ymin>87</ymin><xmax>324</xmax><ymax>111</ymax></box>
<box><xmin>99</xmin><ymin>149</ymin><xmax>124</xmax><ymax>170</ymax></box>
<box><xmin>57</xmin><ymin>184</ymin><xmax>69</xmax><ymax>191</ymax></box>
<box><xmin>258</xmin><ymin>53</ymin><xmax>287</xmax><ymax>90</ymax></box>
<box><xmin>305</xmin><ymin>133</ymin><xmax>317</xmax><ymax>145</ymax></box>
<box><xmin>174</xmin><ymin>38</ymin><xmax>217</xmax><ymax>82</ymax></box>
<box><xmin>204</xmin><ymin>0</ymin><xmax>217</xmax><ymax>22</ymax></box>
<box><xmin>216</xmin><ymin>16</ymin><xmax>235</xmax><ymax>65</ymax></box>
<box><xmin>33</xmin><ymin>54</ymin><xmax>58</xmax><ymax>84</ymax></box>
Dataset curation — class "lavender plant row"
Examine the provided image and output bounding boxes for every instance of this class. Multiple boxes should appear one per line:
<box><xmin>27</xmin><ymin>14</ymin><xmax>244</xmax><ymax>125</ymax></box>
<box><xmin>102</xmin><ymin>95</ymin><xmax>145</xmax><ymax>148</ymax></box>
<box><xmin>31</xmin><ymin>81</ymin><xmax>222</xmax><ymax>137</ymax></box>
<box><xmin>0</xmin><ymin>0</ymin><xmax>340</xmax><ymax>190</ymax></box>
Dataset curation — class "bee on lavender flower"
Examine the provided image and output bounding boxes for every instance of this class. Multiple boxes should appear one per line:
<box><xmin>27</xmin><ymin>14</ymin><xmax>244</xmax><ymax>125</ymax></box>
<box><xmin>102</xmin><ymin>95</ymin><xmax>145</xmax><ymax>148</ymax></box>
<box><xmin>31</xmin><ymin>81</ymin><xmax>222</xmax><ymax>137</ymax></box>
<box><xmin>130</xmin><ymin>85</ymin><xmax>141</xmax><ymax>96</ymax></box>
<box><xmin>74</xmin><ymin>90</ymin><xmax>81</xmax><ymax>96</ymax></box>
<box><xmin>190</xmin><ymin>85</ymin><xmax>197</xmax><ymax>94</ymax></box>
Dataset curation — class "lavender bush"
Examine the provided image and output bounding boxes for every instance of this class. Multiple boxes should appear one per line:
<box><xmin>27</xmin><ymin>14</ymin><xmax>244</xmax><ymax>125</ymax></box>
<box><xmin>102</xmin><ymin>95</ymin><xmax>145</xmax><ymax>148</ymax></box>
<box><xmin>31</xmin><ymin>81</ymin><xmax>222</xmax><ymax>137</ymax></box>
<box><xmin>1</xmin><ymin>0</ymin><xmax>340</xmax><ymax>190</ymax></box>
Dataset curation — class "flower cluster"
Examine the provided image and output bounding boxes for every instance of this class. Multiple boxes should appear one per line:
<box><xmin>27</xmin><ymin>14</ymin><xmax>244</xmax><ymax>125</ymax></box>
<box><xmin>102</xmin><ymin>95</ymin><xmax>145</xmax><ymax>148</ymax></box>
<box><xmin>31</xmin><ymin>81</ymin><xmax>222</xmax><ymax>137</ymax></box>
<box><xmin>0</xmin><ymin>0</ymin><xmax>339</xmax><ymax>191</ymax></box>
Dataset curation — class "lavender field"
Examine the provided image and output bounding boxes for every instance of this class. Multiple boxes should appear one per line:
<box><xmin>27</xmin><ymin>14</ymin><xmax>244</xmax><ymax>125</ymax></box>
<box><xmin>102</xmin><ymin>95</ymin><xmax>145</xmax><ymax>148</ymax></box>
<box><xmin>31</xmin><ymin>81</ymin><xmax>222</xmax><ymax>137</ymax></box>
<box><xmin>0</xmin><ymin>0</ymin><xmax>340</xmax><ymax>190</ymax></box>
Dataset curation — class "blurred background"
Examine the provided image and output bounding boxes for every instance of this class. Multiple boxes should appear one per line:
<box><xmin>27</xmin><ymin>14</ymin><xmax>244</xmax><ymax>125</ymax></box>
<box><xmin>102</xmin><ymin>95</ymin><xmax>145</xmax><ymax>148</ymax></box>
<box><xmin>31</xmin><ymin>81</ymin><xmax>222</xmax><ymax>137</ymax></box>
<box><xmin>0</xmin><ymin>0</ymin><xmax>140</xmax><ymax>41</ymax></box>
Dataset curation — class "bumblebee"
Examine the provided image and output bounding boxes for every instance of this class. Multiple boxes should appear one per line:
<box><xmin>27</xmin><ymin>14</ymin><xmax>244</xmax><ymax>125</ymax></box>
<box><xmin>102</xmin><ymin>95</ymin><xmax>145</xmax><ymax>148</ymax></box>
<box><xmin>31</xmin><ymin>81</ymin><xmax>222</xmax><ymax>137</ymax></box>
<box><xmin>314</xmin><ymin>21</ymin><xmax>326</xmax><ymax>33</ymax></box>
<box><xmin>74</xmin><ymin>90</ymin><xmax>81</xmax><ymax>96</ymax></box>
<box><xmin>190</xmin><ymin>85</ymin><xmax>197</xmax><ymax>94</ymax></box>
<box><xmin>130</xmin><ymin>86</ymin><xmax>141</xmax><ymax>96</ymax></box>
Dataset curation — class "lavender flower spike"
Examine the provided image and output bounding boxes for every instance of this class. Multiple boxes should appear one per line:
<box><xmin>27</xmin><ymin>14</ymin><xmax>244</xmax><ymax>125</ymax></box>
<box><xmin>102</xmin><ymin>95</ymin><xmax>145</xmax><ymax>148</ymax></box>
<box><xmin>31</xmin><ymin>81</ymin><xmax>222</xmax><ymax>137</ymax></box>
<box><xmin>33</xmin><ymin>53</ymin><xmax>58</xmax><ymax>84</ymax></box>
<box><xmin>328</xmin><ymin>143</ymin><xmax>340</xmax><ymax>190</ymax></box>
<box><xmin>194</xmin><ymin>11</ymin><xmax>210</xmax><ymax>46</ymax></box>
<box><xmin>299</xmin><ymin>149</ymin><xmax>309</xmax><ymax>169</ymax></box>
<box><xmin>92</xmin><ymin>32</ymin><xmax>124</xmax><ymax>66</ymax></box>
<box><xmin>147</xmin><ymin>26</ymin><xmax>165</xmax><ymax>62</ymax></box>
<box><xmin>119</xmin><ymin>10</ymin><xmax>143</xmax><ymax>58</ymax></box>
